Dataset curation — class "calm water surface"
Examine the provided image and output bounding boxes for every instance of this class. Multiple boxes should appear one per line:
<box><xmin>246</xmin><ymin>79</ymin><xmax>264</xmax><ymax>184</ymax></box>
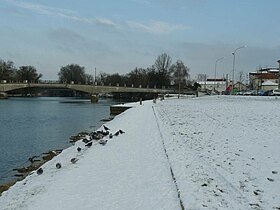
<box><xmin>0</xmin><ymin>97</ymin><xmax>120</xmax><ymax>185</ymax></box>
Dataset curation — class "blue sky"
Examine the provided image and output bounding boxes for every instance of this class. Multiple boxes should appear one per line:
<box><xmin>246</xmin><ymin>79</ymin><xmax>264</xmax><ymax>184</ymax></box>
<box><xmin>0</xmin><ymin>0</ymin><xmax>280</xmax><ymax>80</ymax></box>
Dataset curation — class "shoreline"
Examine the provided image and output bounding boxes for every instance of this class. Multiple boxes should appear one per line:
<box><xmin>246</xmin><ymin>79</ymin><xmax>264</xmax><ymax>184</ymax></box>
<box><xmin>0</xmin><ymin>114</ymin><xmax>116</xmax><ymax>195</ymax></box>
<box><xmin>0</xmin><ymin>97</ymin><xmax>177</xmax><ymax>195</ymax></box>
<box><xmin>0</xmin><ymin>97</ymin><xmax>176</xmax><ymax>194</ymax></box>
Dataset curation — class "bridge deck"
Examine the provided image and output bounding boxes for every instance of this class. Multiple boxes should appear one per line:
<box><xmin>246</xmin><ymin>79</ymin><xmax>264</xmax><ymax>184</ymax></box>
<box><xmin>0</xmin><ymin>83</ymin><xmax>173</xmax><ymax>94</ymax></box>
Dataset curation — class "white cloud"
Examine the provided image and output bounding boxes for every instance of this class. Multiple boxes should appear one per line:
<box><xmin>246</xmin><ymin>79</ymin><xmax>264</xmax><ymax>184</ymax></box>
<box><xmin>6</xmin><ymin>0</ymin><xmax>188</xmax><ymax>33</ymax></box>
<box><xmin>132</xmin><ymin>0</ymin><xmax>153</xmax><ymax>7</ymax></box>
<box><xmin>6</xmin><ymin>0</ymin><xmax>117</xmax><ymax>27</ymax></box>
<box><xmin>6</xmin><ymin>0</ymin><xmax>74</xmax><ymax>16</ymax></box>
<box><xmin>126</xmin><ymin>20</ymin><xmax>189</xmax><ymax>34</ymax></box>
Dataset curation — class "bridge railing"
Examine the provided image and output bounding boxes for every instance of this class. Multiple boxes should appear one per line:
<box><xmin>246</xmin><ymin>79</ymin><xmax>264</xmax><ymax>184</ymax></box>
<box><xmin>1</xmin><ymin>80</ymin><xmax>175</xmax><ymax>90</ymax></box>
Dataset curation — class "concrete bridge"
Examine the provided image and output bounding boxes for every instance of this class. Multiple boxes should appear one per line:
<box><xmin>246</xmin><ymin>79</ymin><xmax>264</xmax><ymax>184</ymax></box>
<box><xmin>0</xmin><ymin>82</ymin><xmax>174</xmax><ymax>97</ymax></box>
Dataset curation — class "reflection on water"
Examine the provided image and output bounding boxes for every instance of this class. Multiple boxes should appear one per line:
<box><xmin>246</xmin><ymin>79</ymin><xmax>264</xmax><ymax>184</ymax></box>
<box><xmin>59</xmin><ymin>98</ymin><xmax>91</xmax><ymax>104</ymax></box>
<box><xmin>0</xmin><ymin>97</ymin><xmax>120</xmax><ymax>185</ymax></box>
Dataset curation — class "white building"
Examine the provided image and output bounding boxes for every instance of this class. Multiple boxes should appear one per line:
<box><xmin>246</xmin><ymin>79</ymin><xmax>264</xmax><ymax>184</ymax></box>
<box><xmin>198</xmin><ymin>78</ymin><xmax>228</xmax><ymax>93</ymax></box>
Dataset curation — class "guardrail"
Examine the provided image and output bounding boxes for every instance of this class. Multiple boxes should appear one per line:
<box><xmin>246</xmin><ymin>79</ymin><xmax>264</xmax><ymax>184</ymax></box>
<box><xmin>0</xmin><ymin>80</ymin><xmax>174</xmax><ymax>90</ymax></box>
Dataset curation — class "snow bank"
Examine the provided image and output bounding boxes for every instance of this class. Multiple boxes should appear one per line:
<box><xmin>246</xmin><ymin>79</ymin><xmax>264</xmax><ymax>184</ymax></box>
<box><xmin>0</xmin><ymin>100</ymin><xmax>180</xmax><ymax>210</ymax></box>
<box><xmin>0</xmin><ymin>96</ymin><xmax>279</xmax><ymax>210</ymax></box>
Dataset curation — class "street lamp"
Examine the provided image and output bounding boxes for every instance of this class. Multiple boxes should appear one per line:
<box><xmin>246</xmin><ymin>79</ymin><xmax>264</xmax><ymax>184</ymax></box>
<box><xmin>214</xmin><ymin>57</ymin><xmax>224</xmax><ymax>90</ymax></box>
<box><xmin>232</xmin><ymin>45</ymin><xmax>246</xmax><ymax>94</ymax></box>
<box><xmin>277</xmin><ymin>60</ymin><xmax>280</xmax><ymax>89</ymax></box>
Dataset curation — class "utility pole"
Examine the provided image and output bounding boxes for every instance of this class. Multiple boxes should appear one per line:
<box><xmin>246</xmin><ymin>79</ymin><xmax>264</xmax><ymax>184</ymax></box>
<box><xmin>214</xmin><ymin>57</ymin><xmax>224</xmax><ymax>90</ymax></box>
<box><xmin>278</xmin><ymin>60</ymin><xmax>280</xmax><ymax>89</ymax></box>
<box><xmin>232</xmin><ymin>45</ymin><xmax>246</xmax><ymax>94</ymax></box>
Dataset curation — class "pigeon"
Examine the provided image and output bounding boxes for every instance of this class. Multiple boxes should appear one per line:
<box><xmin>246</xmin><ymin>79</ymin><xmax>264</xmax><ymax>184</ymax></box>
<box><xmin>77</xmin><ymin>147</ymin><xmax>82</xmax><ymax>152</ymax></box>
<box><xmin>56</xmin><ymin>163</ymin><xmax>62</xmax><ymax>169</ymax></box>
<box><xmin>119</xmin><ymin>129</ymin><xmax>125</xmax><ymax>134</ymax></box>
<box><xmin>36</xmin><ymin>168</ymin><xmax>43</xmax><ymax>175</ymax></box>
<box><xmin>82</xmin><ymin>138</ymin><xmax>90</xmax><ymax>144</ymax></box>
<box><xmin>103</xmin><ymin>125</ymin><xmax>110</xmax><ymax>131</ymax></box>
<box><xmin>114</xmin><ymin>131</ymin><xmax>120</xmax><ymax>136</ymax></box>
<box><xmin>71</xmin><ymin>158</ymin><xmax>79</xmax><ymax>164</ymax></box>
<box><xmin>85</xmin><ymin>142</ymin><xmax>93</xmax><ymax>148</ymax></box>
<box><xmin>28</xmin><ymin>155</ymin><xmax>39</xmax><ymax>163</ymax></box>
<box><xmin>99</xmin><ymin>139</ymin><xmax>107</xmax><ymax>145</ymax></box>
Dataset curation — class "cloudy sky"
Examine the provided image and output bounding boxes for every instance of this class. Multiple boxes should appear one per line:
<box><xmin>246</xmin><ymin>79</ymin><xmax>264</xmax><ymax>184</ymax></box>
<box><xmin>0</xmin><ymin>0</ymin><xmax>280</xmax><ymax>80</ymax></box>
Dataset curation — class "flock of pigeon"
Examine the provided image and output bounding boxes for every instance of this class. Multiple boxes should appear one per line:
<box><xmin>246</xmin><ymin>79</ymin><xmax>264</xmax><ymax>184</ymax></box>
<box><xmin>36</xmin><ymin>125</ymin><xmax>125</xmax><ymax>175</ymax></box>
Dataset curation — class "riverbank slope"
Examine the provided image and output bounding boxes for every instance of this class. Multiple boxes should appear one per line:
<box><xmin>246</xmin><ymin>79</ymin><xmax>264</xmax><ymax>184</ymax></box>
<box><xmin>0</xmin><ymin>96</ymin><xmax>279</xmax><ymax>209</ymax></box>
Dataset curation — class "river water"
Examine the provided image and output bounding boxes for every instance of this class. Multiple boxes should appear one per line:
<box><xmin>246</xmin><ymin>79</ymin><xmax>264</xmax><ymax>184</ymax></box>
<box><xmin>0</xmin><ymin>97</ymin><xmax>121</xmax><ymax>185</ymax></box>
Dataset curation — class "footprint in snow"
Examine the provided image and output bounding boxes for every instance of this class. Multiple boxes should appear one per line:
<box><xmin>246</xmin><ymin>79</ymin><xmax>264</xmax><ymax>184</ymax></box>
<box><xmin>267</xmin><ymin>177</ymin><xmax>275</xmax><ymax>182</ymax></box>
<box><xmin>253</xmin><ymin>189</ymin><xmax>263</xmax><ymax>196</ymax></box>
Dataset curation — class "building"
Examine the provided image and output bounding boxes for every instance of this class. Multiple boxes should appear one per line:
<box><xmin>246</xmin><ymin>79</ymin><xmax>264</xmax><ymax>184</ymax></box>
<box><xmin>249</xmin><ymin>68</ymin><xmax>279</xmax><ymax>90</ymax></box>
<box><xmin>261</xmin><ymin>80</ymin><xmax>278</xmax><ymax>91</ymax></box>
<box><xmin>198</xmin><ymin>78</ymin><xmax>228</xmax><ymax>93</ymax></box>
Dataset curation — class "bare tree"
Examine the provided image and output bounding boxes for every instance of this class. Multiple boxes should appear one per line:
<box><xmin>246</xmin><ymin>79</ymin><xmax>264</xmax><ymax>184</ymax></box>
<box><xmin>196</xmin><ymin>74</ymin><xmax>207</xmax><ymax>82</ymax></box>
<box><xmin>154</xmin><ymin>53</ymin><xmax>172</xmax><ymax>73</ymax></box>
<box><xmin>154</xmin><ymin>53</ymin><xmax>172</xmax><ymax>88</ymax></box>
<box><xmin>237</xmin><ymin>71</ymin><xmax>245</xmax><ymax>83</ymax></box>
<box><xmin>236</xmin><ymin>71</ymin><xmax>246</xmax><ymax>91</ymax></box>
<box><xmin>170</xmin><ymin>60</ymin><xmax>189</xmax><ymax>97</ymax></box>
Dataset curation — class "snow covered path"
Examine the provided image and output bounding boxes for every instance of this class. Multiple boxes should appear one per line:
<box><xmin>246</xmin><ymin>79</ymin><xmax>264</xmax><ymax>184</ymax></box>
<box><xmin>0</xmin><ymin>100</ymin><xmax>181</xmax><ymax>210</ymax></box>
<box><xmin>0</xmin><ymin>96</ymin><xmax>280</xmax><ymax>210</ymax></box>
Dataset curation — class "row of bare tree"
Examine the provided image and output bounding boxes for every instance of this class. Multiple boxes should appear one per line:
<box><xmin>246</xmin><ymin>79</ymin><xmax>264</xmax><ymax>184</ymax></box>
<box><xmin>1</xmin><ymin>53</ymin><xmax>191</xmax><ymax>89</ymax></box>
<box><xmin>91</xmin><ymin>53</ymin><xmax>190</xmax><ymax>89</ymax></box>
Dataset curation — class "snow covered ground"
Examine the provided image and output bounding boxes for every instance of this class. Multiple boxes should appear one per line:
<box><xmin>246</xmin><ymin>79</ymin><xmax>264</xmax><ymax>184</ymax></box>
<box><xmin>0</xmin><ymin>95</ymin><xmax>279</xmax><ymax>210</ymax></box>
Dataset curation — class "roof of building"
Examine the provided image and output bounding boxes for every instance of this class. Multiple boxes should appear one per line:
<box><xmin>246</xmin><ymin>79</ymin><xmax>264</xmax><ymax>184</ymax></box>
<box><xmin>250</xmin><ymin>69</ymin><xmax>279</xmax><ymax>75</ymax></box>
<box><xmin>262</xmin><ymin>80</ymin><xmax>278</xmax><ymax>86</ymax></box>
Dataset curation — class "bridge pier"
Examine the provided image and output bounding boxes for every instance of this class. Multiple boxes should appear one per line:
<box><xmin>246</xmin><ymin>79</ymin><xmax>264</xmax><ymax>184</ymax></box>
<box><xmin>0</xmin><ymin>92</ymin><xmax>8</xmax><ymax>99</ymax></box>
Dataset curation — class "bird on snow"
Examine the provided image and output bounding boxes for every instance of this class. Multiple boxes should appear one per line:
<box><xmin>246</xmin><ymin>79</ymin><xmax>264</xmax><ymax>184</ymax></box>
<box><xmin>82</xmin><ymin>138</ymin><xmax>90</xmax><ymax>144</ymax></box>
<box><xmin>71</xmin><ymin>158</ymin><xmax>79</xmax><ymax>164</ymax></box>
<box><xmin>119</xmin><ymin>129</ymin><xmax>125</xmax><ymax>134</ymax></box>
<box><xmin>77</xmin><ymin>147</ymin><xmax>82</xmax><ymax>152</ymax></box>
<box><xmin>36</xmin><ymin>168</ymin><xmax>43</xmax><ymax>175</ymax></box>
<box><xmin>56</xmin><ymin>163</ymin><xmax>62</xmax><ymax>169</ymax></box>
<box><xmin>99</xmin><ymin>139</ymin><xmax>107</xmax><ymax>146</ymax></box>
<box><xmin>85</xmin><ymin>142</ymin><xmax>93</xmax><ymax>148</ymax></box>
<box><xmin>109</xmin><ymin>133</ymin><xmax>113</xmax><ymax>139</ymax></box>
<box><xmin>114</xmin><ymin>131</ymin><xmax>120</xmax><ymax>136</ymax></box>
<box><xmin>103</xmin><ymin>125</ymin><xmax>110</xmax><ymax>131</ymax></box>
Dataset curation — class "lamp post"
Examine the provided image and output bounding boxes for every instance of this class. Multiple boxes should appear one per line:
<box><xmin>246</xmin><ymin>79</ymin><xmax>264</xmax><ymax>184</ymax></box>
<box><xmin>277</xmin><ymin>60</ymin><xmax>280</xmax><ymax>89</ymax></box>
<box><xmin>232</xmin><ymin>45</ymin><xmax>246</xmax><ymax>94</ymax></box>
<box><xmin>94</xmin><ymin>67</ymin><xmax>97</xmax><ymax>85</ymax></box>
<box><xmin>214</xmin><ymin>57</ymin><xmax>224</xmax><ymax>90</ymax></box>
